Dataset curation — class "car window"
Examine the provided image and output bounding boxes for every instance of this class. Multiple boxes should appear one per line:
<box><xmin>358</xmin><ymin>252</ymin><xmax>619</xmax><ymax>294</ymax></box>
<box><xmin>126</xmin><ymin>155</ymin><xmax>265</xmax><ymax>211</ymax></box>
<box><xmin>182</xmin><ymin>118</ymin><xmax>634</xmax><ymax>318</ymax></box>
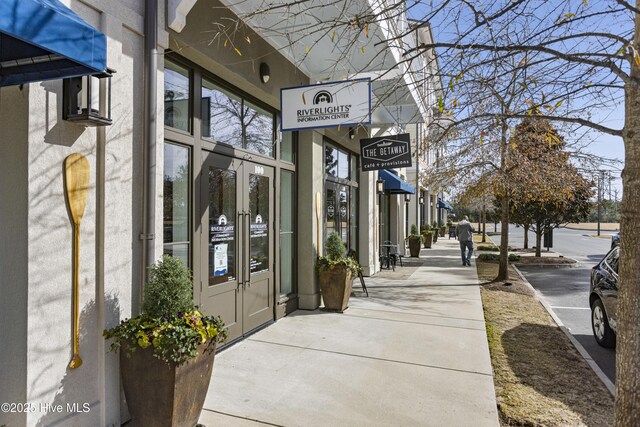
<box><xmin>604</xmin><ymin>247</ymin><xmax>619</xmax><ymax>274</ymax></box>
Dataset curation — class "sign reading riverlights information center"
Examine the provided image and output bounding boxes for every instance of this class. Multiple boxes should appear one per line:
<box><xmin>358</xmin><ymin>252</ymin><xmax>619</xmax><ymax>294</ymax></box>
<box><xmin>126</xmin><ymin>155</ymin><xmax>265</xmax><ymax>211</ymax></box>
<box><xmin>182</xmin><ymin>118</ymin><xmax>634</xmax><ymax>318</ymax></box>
<box><xmin>280</xmin><ymin>79</ymin><xmax>371</xmax><ymax>131</ymax></box>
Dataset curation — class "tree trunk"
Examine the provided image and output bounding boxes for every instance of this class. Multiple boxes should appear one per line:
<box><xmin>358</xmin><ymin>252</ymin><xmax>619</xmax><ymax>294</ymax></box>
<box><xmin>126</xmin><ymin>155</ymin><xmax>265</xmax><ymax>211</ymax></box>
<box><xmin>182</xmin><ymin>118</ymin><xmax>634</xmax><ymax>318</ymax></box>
<box><xmin>614</xmin><ymin>10</ymin><xmax>640</xmax><ymax>424</ymax></box>
<box><xmin>481</xmin><ymin>206</ymin><xmax>487</xmax><ymax>243</ymax></box>
<box><xmin>535</xmin><ymin>222</ymin><xmax>542</xmax><ymax>257</ymax></box>
<box><xmin>523</xmin><ymin>223</ymin><xmax>529</xmax><ymax>249</ymax></box>
<box><xmin>497</xmin><ymin>119</ymin><xmax>510</xmax><ymax>281</ymax></box>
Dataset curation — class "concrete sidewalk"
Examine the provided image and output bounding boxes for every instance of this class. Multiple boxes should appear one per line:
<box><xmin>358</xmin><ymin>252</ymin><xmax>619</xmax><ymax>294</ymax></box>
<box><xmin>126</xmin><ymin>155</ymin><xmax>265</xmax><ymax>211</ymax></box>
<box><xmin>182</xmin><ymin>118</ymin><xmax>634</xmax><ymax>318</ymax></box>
<box><xmin>199</xmin><ymin>239</ymin><xmax>499</xmax><ymax>427</ymax></box>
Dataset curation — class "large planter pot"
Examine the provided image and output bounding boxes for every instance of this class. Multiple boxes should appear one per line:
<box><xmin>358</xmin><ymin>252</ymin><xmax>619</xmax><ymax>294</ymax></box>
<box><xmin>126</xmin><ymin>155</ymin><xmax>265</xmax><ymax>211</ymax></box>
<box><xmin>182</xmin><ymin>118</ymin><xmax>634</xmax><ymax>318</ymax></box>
<box><xmin>439</xmin><ymin>226</ymin><xmax>446</xmax><ymax>237</ymax></box>
<box><xmin>319</xmin><ymin>267</ymin><xmax>353</xmax><ymax>312</ymax></box>
<box><xmin>120</xmin><ymin>340</ymin><xmax>216</xmax><ymax>427</ymax></box>
<box><xmin>408</xmin><ymin>237</ymin><xmax>421</xmax><ymax>257</ymax></box>
<box><xmin>422</xmin><ymin>233</ymin><xmax>433</xmax><ymax>248</ymax></box>
<box><xmin>432</xmin><ymin>231</ymin><xmax>438</xmax><ymax>243</ymax></box>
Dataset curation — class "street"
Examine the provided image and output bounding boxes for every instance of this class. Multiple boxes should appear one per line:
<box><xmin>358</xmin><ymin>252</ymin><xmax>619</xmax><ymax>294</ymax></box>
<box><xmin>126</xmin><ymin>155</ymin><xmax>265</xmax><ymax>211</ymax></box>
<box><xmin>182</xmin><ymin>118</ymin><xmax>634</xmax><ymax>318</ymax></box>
<box><xmin>495</xmin><ymin>224</ymin><xmax>616</xmax><ymax>384</ymax></box>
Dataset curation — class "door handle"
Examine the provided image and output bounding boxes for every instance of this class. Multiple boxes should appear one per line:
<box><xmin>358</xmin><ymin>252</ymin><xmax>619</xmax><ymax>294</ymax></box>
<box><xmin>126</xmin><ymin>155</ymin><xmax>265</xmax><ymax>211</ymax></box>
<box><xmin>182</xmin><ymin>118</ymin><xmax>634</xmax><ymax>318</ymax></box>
<box><xmin>245</xmin><ymin>209</ymin><xmax>251</xmax><ymax>289</ymax></box>
<box><xmin>237</xmin><ymin>210</ymin><xmax>246</xmax><ymax>292</ymax></box>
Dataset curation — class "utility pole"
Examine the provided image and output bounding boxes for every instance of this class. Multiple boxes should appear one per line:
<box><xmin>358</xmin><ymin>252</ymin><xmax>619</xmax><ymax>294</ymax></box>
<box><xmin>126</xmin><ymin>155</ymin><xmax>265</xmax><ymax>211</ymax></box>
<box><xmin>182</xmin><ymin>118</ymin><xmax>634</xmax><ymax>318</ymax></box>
<box><xmin>597</xmin><ymin>170</ymin><xmax>604</xmax><ymax>236</ymax></box>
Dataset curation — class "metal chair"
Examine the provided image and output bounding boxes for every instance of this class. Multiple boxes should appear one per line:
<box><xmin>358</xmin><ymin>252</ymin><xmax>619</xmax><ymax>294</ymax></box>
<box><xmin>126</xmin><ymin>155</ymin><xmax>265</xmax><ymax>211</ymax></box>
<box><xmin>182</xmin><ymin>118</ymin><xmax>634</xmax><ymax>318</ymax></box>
<box><xmin>347</xmin><ymin>249</ymin><xmax>368</xmax><ymax>296</ymax></box>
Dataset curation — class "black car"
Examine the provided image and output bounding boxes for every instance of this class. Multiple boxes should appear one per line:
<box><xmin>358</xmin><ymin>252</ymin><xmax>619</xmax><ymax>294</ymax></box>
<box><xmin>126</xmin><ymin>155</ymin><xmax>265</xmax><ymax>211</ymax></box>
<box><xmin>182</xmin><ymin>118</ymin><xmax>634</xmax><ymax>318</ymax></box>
<box><xmin>589</xmin><ymin>246</ymin><xmax>619</xmax><ymax>348</ymax></box>
<box><xmin>611</xmin><ymin>232</ymin><xmax>621</xmax><ymax>248</ymax></box>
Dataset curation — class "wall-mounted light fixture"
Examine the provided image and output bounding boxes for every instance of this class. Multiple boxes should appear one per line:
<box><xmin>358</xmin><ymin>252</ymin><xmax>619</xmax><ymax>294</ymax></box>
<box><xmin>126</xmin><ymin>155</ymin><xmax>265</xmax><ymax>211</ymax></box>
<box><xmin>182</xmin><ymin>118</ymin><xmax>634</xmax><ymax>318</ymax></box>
<box><xmin>418</xmin><ymin>196</ymin><xmax>424</xmax><ymax>205</ymax></box>
<box><xmin>259</xmin><ymin>62</ymin><xmax>270</xmax><ymax>84</ymax></box>
<box><xmin>63</xmin><ymin>69</ymin><xmax>114</xmax><ymax>126</ymax></box>
<box><xmin>349</xmin><ymin>127</ymin><xmax>355</xmax><ymax>140</ymax></box>
<box><xmin>404</xmin><ymin>193</ymin><xmax>411</xmax><ymax>203</ymax></box>
<box><xmin>376</xmin><ymin>178</ymin><xmax>385</xmax><ymax>195</ymax></box>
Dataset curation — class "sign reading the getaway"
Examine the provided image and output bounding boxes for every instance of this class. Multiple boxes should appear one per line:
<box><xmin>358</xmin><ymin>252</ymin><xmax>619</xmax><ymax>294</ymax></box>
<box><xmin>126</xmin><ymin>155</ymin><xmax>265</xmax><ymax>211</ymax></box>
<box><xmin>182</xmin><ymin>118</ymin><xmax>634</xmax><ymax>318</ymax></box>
<box><xmin>280</xmin><ymin>79</ymin><xmax>371</xmax><ymax>131</ymax></box>
<box><xmin>360</xmin><ymin>133</ymin><xmax>412</xmax><ymax>171</ymax></box>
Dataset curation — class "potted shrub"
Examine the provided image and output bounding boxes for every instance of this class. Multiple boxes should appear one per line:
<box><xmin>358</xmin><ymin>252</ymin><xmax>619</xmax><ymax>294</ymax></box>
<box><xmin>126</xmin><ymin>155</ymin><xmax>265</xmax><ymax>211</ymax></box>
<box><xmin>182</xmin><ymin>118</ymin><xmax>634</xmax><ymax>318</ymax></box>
<box><xmin>104</xmin><ymin>255</ymin><xmax>227</xmax><ymax>427</ymax></box>
<box><xmin>407</xmin><ymin>224</ymin><xmax>422</xmax><ymax>257</ymax></box>
<box><xmin>422</xmin><ymin>228</ymin><xmax>433</xmax><ymax>248</ymax></box>
<box><xmin>432</xmin><ymin>229</ymin><xmax>438</xmax><ymax>244</ymax></box>
<box><xmin>317</xmin><ymin>232</ymin><xmax>361</xmax><ymax>312</ymax></box>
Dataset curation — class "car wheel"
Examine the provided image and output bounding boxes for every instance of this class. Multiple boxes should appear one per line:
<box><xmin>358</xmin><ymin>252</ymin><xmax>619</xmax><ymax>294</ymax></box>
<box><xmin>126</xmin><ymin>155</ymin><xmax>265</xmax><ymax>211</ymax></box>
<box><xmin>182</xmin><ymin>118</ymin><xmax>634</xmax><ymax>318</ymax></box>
<box><xmin>591</xmin><ymin>299</ymin><xmax>616</xmax><ymax>348</ymax></box>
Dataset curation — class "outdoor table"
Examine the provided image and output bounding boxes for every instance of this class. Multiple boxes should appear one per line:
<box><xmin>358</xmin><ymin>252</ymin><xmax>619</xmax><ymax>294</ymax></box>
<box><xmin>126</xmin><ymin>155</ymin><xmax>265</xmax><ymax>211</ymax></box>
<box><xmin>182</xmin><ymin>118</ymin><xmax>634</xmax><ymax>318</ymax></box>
<box><xmin>380</xmin><ymin>243</ymin><xmax>398</xmax><ymax>270</ymax></box>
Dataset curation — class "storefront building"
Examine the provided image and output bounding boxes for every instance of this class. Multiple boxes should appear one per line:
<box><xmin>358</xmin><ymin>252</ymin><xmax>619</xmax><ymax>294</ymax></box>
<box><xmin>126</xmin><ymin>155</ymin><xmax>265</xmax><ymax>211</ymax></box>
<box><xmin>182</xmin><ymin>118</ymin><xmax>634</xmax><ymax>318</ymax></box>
<box><xmin>1</xmin><ymin>0</ymin><xmax>433</xmax><ymax>425</ymax></box>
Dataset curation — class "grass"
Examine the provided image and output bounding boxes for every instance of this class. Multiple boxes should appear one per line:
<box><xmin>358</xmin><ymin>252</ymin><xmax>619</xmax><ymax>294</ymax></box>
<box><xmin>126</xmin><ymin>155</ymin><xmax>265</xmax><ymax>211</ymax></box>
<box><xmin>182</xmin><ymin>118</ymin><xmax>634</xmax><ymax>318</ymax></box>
<box><xmin>477</xmin><ymin>261</ymin><xmax>614</xmax><ymax>426</ymax></box>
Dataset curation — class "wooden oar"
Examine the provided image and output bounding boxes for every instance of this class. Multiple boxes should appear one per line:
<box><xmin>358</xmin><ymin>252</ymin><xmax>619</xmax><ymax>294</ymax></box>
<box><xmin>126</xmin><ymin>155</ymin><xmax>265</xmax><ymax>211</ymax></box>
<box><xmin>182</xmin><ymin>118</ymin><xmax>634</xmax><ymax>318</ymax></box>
<box><xmin>64</xmin><ymin>153</ymin><xmax>90</xmax><ymax>369</ymax></box>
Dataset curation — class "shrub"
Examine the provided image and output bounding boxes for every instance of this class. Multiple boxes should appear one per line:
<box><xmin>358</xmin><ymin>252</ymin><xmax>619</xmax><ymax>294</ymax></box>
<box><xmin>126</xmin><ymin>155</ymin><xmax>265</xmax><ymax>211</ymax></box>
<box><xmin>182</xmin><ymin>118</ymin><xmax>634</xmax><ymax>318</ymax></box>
<box><xmin>142</xmin><ymin>255</ymin><xmax>194</xmax><ymax>319</ymax></box>
<box><xmin>477</xmin><ymin>253</ymin><xmax>521</xmax><ymax>262</ymax></box>
<box><xmin>325</xmin><ymin>231</ymin><xmax>346</xmax><ymax>260</ymax></box>
<box><xmin>104</xmin><ymin>255</ymin><xmax>227</xmax><ymax>366</ymax></box>
<box><xmin>317</xmin><ymin>232</ymin><xmax>361</xmax><ymax>276</ymax></box>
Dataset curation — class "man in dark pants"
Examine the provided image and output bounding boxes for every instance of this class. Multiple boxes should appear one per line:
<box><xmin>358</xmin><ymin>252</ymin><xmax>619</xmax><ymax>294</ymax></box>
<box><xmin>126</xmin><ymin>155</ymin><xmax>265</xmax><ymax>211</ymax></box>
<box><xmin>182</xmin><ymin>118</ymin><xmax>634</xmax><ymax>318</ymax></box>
<box><xmin>456</xmin><ymin>216</ymin><xmax>475</xmax><ymax>266</ymax></box>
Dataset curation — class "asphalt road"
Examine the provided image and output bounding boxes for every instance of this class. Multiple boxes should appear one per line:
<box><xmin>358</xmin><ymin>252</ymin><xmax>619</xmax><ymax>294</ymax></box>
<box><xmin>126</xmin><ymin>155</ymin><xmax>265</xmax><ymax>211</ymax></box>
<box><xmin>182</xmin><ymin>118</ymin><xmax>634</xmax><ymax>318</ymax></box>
<box><xmin>492</xmin><ymin>224</ymin><xmax>616</xmax><ymax>384</ymax></box>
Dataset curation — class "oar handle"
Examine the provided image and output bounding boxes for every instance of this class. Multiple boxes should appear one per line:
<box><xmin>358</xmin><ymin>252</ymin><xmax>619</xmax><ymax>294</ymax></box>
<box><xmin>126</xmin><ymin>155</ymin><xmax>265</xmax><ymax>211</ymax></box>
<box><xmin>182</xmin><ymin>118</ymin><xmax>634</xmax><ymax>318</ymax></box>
<box><xmin>69</xmin><ymin>222</ymin><xmax>83</xmax><ymax>369</ymax></box>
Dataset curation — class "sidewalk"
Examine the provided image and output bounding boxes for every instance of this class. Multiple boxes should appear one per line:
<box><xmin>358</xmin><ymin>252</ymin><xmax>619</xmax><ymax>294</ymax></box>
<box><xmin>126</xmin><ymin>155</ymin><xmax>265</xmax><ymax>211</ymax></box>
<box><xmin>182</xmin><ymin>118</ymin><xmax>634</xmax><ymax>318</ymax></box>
<box><xmin>198</xmin><ymin>239</ymin><xmax>499</xmax><ymax>427</ymax></box>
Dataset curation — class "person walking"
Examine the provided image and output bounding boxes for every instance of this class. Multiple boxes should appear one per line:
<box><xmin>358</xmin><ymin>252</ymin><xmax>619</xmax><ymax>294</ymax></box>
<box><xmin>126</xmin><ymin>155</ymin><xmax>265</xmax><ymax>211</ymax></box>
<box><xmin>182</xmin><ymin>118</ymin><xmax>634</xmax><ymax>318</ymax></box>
<box><xmin>456</xmin><ymin>216</ymin><xmax>475</xmax><ymax>266</ymax></box>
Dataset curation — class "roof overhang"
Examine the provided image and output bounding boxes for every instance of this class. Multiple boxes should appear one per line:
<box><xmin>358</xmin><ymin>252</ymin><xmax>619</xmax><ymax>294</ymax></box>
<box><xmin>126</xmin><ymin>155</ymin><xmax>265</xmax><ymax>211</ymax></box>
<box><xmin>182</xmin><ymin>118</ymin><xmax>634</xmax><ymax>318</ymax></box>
<box><xmin>213</xmin><ymin>0</ymin><xmax>428</xmax><ymax>128</ymax></box>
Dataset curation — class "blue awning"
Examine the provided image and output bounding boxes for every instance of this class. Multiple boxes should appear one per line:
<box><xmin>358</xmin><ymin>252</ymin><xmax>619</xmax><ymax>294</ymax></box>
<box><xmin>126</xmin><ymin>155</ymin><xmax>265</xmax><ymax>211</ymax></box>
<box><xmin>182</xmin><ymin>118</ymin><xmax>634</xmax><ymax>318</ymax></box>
<box><xmin>0</xmin><ymin>0</ymin><xmax>106</xmax><ymax>87</ymax></box>
<box><xmin>437</xmin><ymin>198</ymin><xmax>453</xmax><ymax>210</ymax></box>
<box><xmin>378</xmin><ymin>169</ymin><xmax>415</xmax><ymax>194</ymax></box>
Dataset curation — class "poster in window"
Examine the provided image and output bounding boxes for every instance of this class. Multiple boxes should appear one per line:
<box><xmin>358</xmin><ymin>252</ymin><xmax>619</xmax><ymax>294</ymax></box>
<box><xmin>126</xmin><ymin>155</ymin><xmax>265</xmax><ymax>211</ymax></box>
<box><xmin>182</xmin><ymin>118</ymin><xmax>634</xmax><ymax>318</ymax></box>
<box><xmin>213</xmin><ymin>244</ymin><xmax>228</xmax><ymax>276</ymax></box>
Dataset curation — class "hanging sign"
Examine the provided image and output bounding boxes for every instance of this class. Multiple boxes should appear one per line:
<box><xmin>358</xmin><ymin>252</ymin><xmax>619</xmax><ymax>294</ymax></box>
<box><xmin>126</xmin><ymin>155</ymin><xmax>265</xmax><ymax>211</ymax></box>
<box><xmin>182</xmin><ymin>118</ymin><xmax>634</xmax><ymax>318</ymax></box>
<box><xmin>360</xmin><ymin>133</ymin><xmax>412</xmax><ymax>171</ymax></box>
<box><xmin>280</xmin><ymin>79</ymin><xmax>371</xmax><ymax>131</ymax></box>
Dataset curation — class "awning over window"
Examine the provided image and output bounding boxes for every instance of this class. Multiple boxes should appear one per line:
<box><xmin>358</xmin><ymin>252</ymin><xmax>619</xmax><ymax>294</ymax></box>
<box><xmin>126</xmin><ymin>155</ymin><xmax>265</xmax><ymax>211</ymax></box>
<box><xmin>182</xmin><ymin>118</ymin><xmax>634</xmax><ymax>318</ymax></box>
<box><xmin>438</xmin><ymin>198</ymin><xmax>453</xmax><ymax>210</ymax></box>
<box><xmin>0</xmin><ymin>0</ymin><xmax>106</xmax><ymax>87</ymax></box>
<box><xmin>378</xmin><ymin>169</ymin><xmax>415</xmax><ymax>195</ymax></box>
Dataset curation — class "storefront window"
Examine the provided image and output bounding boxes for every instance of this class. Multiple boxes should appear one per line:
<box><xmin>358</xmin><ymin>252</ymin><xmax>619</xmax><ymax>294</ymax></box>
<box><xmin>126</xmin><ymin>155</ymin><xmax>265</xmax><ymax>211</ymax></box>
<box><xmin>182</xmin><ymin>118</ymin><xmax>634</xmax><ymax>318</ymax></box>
<box><xmin>164</xmin><ymin>60</ymin><xmax>191</xmax><ymax>133</ymax></box>
<box><xmin>201</xmin><ymin>79</ymin><xmax>242</xmax><ymax>147</ymax></box>
<box><xmin>280</xmin><ymin>171</ymin><xmax>295</xmax><ymax>296</ymax></box>
<box><xmin>163</xmin><ymin>143</ymin><xmax>191</xmax><ymax>266</ymax></box>
<box><xmin>324</xmin><ymin>139</ymin><xmax>358</xmax><ymax>251</ymax></box>
<box><xmin>280</xmin><ymin>131</ymin><xmax>295</xmax><ymax>163</ymax></box>
<box><xmin>201</xmin><ymin>78</ymin><xmax>275</xmax><ymax>157</ymax></box>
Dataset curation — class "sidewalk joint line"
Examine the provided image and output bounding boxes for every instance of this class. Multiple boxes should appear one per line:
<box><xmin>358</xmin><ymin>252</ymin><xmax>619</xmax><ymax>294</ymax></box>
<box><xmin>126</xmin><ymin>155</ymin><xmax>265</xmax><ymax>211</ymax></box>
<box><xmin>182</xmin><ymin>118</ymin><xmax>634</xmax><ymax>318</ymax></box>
<box><xmin>346</xmin><ymin>306</ymin><xmax>486</xmax><ymax>322</ymax></box>
<box><xmin>344</xmin><ymin>313</ymin><xmax>486</xmax><ymax>331</ymax></box>
<box><xmin>247</xmin><ymin>339</ymin><xmax>493</xmax><ymax>378</ymax></box>
<box><xmin>201</xmin><ymin>408</ymin><xmax>285</xmax><ymax>426</ymax></box>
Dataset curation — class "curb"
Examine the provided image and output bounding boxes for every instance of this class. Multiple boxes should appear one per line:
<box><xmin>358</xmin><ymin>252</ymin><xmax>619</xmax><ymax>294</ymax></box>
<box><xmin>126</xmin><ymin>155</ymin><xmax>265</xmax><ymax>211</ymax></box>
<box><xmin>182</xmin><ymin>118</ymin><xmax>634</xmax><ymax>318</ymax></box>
<box><xmin>510</xmin><ymin>264</ymin><xmax>616</xmax><ymax>397</ymax></box>
<box><xmin>513</xmin><ymin>261</ymin><xmax>580</xmax><ymax>269</ymax></box>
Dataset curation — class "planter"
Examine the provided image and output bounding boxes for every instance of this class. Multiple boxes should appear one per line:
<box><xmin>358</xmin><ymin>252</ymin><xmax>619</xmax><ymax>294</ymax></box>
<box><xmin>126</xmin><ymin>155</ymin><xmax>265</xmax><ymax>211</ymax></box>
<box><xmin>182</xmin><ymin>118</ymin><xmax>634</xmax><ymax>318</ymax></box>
<box><xmin>120</xmin><ymin>340</ymin><xmax>216</xmax><ymax>427</ymax></box>
<box><xmin>319</xmin><ymin>266</ymin><xmax>353</xmax><ymax>312</ymax></box>
<box><xmin>408</xmin><ymin>237</ymin><xmax>421</xmax><ymax>257</ymax></box>
<box><xmin>422</xmin><ymin>233</ymin><xmax>433</xmax><ymax>248</ymax></box>
<box><xmin>432</xmin><ymin>231</ymin><xmax>438</xmax><ymax>243</ymax></box>
<box><xmin>439</xmin><ymin>226</ymin><xmax>446</xmax><ymax>237</ymax></box>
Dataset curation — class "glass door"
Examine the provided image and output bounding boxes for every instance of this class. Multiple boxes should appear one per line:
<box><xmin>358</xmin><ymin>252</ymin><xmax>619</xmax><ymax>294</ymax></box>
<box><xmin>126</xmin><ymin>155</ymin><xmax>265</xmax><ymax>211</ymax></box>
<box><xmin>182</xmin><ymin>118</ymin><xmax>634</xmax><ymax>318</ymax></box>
<box><xmin>200</xmin><ymin>153</ymin><xmax>274</xmax><ymax>342</ymax></box>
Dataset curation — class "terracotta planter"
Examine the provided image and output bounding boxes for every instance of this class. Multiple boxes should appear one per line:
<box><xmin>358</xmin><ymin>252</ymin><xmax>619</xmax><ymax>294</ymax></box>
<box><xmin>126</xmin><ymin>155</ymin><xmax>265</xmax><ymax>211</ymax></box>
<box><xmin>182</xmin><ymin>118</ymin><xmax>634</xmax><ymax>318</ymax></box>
<box><xmin>408</xmin><ymin>237</ymin><xmax>421</xmax><ymax>257</ymax></box>
<box><xmin>319</xmin><ymin>267</ymin><xmax>353</xmax><ymax>312</ymax></box>
<box><xmin>120</xmin><ymin>340</ymin><xmax>216</xmax><ymax>427</ymax></box>
<box><xmin>422</xmin><ymin>233</ymin><xmax>432</xmax><ymax>248</ymax></box>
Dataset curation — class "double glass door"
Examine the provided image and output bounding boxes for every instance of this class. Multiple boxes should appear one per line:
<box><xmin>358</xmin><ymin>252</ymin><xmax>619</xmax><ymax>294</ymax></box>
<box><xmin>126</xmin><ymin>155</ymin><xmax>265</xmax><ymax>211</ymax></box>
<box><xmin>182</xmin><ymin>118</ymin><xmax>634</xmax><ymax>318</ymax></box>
<box><xmin>200</xmin><ymin>153</ymin><xmax>274</xmax><ymax>341</ymax></box>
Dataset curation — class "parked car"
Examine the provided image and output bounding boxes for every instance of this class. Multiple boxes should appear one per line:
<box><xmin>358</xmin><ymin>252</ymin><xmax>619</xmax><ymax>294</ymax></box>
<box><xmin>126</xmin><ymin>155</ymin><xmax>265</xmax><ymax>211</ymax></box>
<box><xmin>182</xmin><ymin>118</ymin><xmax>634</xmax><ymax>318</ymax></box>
<box><xmin>589</xmin><ymin>246</ymin><xmax>619</xmax><ymax>348</ymax></box>
<box><xmin>611</xmin><ymin>231</ymin><xmax>621</xmax><ymax>248</ymax></box>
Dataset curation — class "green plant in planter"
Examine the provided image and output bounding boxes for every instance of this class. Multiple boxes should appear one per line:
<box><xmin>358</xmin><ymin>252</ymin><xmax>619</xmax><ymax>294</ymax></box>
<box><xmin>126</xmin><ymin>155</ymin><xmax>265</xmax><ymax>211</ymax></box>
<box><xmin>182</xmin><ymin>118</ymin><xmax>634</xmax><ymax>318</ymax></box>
<box><xmin>407</xmin><ymin>224</ymin><xmax>422</xmax><ymax>257</ymax></box>
<box><xmin>317</xmin><ymin>232</ymin><xmax>361</xmax><ymax>276</ymax></box>
<box><xmin>104</xmin><ymin>255</ymin><xmax>227</xmax><ymax>365</ymax></box>
<box><xmin>317</xmin><ymin>232</ymin><xmax>360</xmax><ymax>312</ymax></box>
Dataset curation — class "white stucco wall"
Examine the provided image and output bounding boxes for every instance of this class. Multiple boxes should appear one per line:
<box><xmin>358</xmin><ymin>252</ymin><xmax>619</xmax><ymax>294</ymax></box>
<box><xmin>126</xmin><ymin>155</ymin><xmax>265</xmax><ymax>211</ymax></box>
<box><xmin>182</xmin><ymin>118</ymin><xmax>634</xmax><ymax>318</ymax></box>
<box><xmin>0</xmin><ymin>0</ymin><xmax>165</xmax><ymax>425</ymax></box>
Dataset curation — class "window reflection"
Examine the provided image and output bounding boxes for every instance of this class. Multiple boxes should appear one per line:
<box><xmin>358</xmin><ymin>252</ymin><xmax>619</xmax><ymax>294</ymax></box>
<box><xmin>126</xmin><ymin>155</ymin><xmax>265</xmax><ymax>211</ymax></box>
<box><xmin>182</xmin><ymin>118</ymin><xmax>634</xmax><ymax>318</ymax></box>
<box><xmin>164</xmin><ymin>60</ymin><xmax>191</xmax><ymax>132</ymax></box>
<box><xmin>163</xmin><ymin>143</ymin><xmax>190</xmax><ymax>266</ymax></box>
<box><xmin>201</xmin><ymin>79</ymin><xmax>274</xmax><ymax>157</ymax></box>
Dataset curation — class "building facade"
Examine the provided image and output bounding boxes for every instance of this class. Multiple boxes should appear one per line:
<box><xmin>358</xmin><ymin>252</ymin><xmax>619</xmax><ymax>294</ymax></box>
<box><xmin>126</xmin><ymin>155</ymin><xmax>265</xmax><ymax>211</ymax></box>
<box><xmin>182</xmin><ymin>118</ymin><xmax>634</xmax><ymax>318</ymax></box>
<box><xmin>0</xmin><ymin>1</ymin><xmax>436</xmax><ymax>425</ymax></box>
